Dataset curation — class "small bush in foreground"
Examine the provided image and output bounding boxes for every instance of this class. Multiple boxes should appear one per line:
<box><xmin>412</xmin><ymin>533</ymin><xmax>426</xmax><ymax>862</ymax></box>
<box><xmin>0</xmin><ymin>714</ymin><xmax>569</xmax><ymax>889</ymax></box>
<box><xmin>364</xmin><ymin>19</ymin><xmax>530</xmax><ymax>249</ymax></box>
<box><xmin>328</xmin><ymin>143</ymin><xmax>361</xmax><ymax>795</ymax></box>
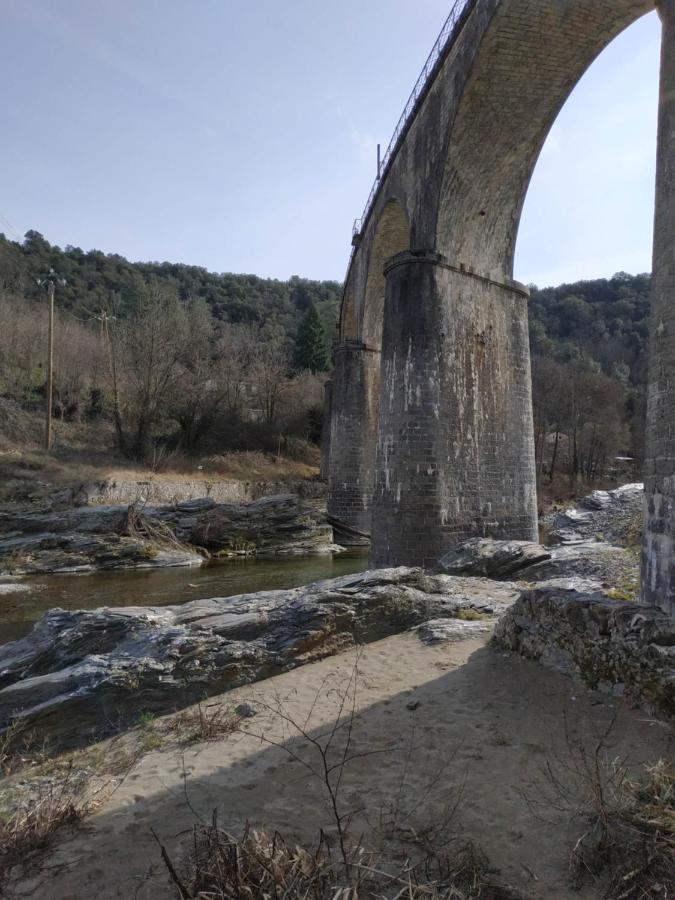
<box><xmin>170</xmin><ymin>703</ymin><xmax>243</xmax><ymax>745</ymax></box>
<box><xmin>156</xmin><ymin>817</ymin><xmax>522</xmax><ymax>900</ymax></box>
<box><xmin>570</xmin><ymin>758</ymin><xmax>674</xmax><ymax>899</ymax></box>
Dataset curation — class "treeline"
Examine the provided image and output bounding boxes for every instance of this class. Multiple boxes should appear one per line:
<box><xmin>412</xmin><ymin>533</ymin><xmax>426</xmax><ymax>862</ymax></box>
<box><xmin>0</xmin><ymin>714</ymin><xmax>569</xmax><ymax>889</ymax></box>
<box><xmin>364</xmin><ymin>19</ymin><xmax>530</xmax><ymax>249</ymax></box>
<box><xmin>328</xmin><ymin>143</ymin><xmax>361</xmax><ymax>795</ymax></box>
<box><xmin>0</xmin><ymin>230</ymin><xmax>652</xmax><ymax>485</ymax></box>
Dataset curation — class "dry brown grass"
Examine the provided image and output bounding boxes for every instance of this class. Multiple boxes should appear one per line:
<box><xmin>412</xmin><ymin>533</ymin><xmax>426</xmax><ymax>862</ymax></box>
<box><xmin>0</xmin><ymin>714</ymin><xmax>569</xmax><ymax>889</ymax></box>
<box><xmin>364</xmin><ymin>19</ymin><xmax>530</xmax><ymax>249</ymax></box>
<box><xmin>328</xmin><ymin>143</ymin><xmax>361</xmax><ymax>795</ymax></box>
<box><xmin>0</xmin><ymin>400</ymin><xmax>322</xmax><ymax>512</ymax></box>
<box><xmin>569</xmin><ymin>758</ymin><xmax>674</xmax><ymax>899</ymax></box>
<box><xmin>200</xmin><ymin>449</ymin><xmax>319</xmax><ymax>481</ymax></box>
<box><xmin>0</xmin><ymin>764</ymin><xmax>97</xmax><ymax>887</ymax></box>
<box><xmin>168</xmin><ymin>703</ymin><xmax>244</xmax><ymax>745</ymax></box>
<box><xmin>524</xmin><ymin>711</ymin><xmax>674</xmax><ymax>899</ymax></box>
<box><xmin>159</xmin><ymin>818</ymin><xmax>523</xmax><ymax>900</ymax></box>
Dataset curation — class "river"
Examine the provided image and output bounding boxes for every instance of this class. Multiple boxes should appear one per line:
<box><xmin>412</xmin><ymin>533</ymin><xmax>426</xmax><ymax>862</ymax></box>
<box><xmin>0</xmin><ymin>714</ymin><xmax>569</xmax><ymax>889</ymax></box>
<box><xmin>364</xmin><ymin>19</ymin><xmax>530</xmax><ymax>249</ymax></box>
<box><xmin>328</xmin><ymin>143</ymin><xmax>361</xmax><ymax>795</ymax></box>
<box><xmin>0</xmin><ymin>550</ymin><xmax>370</xmax><ymax>645</ymax></box>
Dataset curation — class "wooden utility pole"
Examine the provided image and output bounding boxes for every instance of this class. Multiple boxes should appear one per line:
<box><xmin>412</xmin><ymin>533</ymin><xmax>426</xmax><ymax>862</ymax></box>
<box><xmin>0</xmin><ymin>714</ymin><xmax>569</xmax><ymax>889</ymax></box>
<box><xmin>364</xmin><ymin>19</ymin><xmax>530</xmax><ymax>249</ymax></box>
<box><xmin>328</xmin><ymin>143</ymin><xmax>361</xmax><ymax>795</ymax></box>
<box><xmin>37</xmin><ymin>268</ymin><xmax>65</xmax><ymax>452</ymax></box>
<box><xmin>45</xmin><ymin>280</ymin><xmax>54</xmax><ymax>450</ymax></box>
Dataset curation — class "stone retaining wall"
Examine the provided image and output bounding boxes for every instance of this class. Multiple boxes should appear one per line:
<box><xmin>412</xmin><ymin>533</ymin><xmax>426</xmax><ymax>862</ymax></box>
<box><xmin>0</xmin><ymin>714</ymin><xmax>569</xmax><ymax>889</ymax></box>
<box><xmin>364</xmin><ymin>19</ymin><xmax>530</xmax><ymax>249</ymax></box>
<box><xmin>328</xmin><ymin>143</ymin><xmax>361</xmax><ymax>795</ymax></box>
<box><xmin>80</xmin><ymin>478</ymin><xmax>326</xmax><ymax>507</ymax></box>
<box><xmin>493</xmin><ymin>583</ymin><xmax>674</xmax><ymax>719</ymax></box>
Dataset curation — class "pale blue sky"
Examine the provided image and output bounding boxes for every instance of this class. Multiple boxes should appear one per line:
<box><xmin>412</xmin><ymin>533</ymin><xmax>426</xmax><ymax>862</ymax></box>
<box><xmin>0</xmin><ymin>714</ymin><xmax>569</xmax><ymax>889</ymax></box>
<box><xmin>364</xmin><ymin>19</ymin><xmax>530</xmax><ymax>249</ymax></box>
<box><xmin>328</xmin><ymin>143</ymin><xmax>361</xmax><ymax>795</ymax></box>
<box><xmin>0</xmin><ymin>1</ymin><xmax>661</xmax><ymax>287</ymax></box>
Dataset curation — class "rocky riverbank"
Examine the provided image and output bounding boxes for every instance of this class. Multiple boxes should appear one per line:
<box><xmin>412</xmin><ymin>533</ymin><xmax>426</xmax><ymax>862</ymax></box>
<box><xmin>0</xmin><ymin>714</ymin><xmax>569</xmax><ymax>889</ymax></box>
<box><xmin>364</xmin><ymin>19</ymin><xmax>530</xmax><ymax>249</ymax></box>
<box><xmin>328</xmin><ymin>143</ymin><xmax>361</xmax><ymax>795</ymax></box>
<box><xmin>0</xmin><ymin>567</ymin><xmax>517</xmax><ymax>747</ymax></box>
<box><xmin>1</xmin><ymin>482</ymin><xmax>671</xmax><ymax>752</ymax></box>
<box><xmin>0</xmin><ymin>494</ymin><xmax>337</xmax><ymax>575</ymax></box>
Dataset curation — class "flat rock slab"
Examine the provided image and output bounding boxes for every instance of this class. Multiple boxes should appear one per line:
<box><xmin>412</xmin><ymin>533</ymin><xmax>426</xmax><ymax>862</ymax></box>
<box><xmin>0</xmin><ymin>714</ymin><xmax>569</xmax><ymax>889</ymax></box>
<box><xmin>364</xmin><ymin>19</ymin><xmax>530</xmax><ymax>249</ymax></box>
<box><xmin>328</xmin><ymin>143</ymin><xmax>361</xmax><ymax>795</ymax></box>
<box><xmin>524</xmin><ymin>541</ymin><xmax>638</xmax><ymax>591</ymax></box>
<box><xmin>0</xmin><ymin>567</ymin><xmax>520</xmax><ymax>748</ymax></box>
<box><xmin>0</xmin><ymin>532</ymin><xmax>204</xmax><ymax>575</ymax></box>
<box><xmin>414</xmin><ymin>617</ymin><xmax>494</xmax><ymax>644</ymax></box>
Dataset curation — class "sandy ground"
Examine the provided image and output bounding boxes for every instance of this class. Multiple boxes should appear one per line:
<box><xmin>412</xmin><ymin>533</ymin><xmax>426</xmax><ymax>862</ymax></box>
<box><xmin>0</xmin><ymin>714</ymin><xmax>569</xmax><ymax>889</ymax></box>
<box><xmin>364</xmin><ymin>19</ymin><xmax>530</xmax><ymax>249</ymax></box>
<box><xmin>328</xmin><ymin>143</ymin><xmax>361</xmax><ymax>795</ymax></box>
<box><xmin>12</xmin><ymin>630</ymin><xmax>673</xmax><ymax>900</ymax></box>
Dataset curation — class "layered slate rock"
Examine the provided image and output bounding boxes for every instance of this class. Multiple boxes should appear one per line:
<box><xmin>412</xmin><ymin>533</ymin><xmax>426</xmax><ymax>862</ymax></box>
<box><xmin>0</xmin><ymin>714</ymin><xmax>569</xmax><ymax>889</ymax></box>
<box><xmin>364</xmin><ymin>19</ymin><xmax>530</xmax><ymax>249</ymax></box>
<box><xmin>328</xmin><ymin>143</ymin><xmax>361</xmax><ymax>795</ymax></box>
<box><xmin>524</xmin><ymin>542</ymin><xmax>638</xmax><ymax>591</ymax></box>
<box><xmin>438</xmin><ymin>538</ymin><xmax>550</xmax><ymax>579</ymax></box>
<box><xmin>493</xmin><ymin>582</ymin><xmax>674</xmax><ymax>719</ymax></box>
<box><xmin>0</xmin><ymin>532</ymin><xmax>203</xmax><ymax>575</ymax></box>
<box><xmin>0</xmin><ymin>495</ymin><xmax>336</xmax><ymax>575</ymax></box>
<box><xmin>547</xmin><ymin>483</ymin><xmax>643</xmax><ymax>545</ymax></box>
<box><xmin>436</xmin><ymin>536</ymin><xmax>636</xmax><ymax>593</ymax></box>
<box><xmin>0</xmin><ymin>568</ymin><xmax>519</xmax><ymax>747</ymax></box>
<box><xmin>172</xmin><ymin>495</ymin><xmax>335</xmax><ymax>555</ymax></box>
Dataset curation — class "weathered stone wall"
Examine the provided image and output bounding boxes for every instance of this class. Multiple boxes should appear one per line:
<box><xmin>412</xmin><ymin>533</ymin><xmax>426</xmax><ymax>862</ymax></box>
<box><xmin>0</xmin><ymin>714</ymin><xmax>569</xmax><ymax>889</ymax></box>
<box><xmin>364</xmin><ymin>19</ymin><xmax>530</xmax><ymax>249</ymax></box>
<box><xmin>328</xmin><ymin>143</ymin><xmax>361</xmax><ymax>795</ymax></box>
<box><xmin>327</xmin><ymin>341</ymin><xmax>381</xmax><ymax>535</ymax></box>
<box><xmin>320</xmin><ymin>379</ymin><xmax>333</xmax><ymax>481</ymax></box>
<box><xmin>371</xmin><ymin>251</ymin><xmax>537</xmax><ymax>567</ymax></box>
<box><xmin>494</xmin><ymin>583</ymin><xmax>674</xmax><ymax>719</ymax></box>
<box><xmin>642</xmin><ymin>0</ymin><xmax>675</xmax><ymax>618</ymax></box>
<box><xmin>83</xmin><ymin>478</ymin><xmax>325</xmax><ymax>506</ymax></box>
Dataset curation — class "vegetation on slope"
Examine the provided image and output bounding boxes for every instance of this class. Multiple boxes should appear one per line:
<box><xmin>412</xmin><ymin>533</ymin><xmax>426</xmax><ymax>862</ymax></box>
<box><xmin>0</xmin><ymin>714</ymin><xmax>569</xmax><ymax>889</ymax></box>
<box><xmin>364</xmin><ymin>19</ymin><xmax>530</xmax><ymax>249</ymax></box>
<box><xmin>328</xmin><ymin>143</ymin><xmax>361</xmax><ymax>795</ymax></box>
<box><xmin>0</xmin><ymin>230</ymin><xmax>651</xmax><ymax>486</ymax></box>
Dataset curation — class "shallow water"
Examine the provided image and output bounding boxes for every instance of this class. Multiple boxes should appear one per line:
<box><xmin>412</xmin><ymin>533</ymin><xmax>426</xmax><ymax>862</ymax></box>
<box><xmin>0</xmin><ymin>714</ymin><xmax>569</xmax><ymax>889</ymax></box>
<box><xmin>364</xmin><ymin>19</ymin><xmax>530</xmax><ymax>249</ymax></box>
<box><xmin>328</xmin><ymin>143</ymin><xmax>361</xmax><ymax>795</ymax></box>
<box><xmin>0</xmin><ymin>550</ymin><xmax>370</xmax><ymax>645</ymax></box>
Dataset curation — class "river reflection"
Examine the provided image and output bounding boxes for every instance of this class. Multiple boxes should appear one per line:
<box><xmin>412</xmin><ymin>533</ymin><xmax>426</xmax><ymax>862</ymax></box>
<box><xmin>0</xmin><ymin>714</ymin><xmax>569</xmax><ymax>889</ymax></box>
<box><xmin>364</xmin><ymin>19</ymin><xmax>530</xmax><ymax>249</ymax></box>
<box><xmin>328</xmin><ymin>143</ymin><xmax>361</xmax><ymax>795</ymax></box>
<box><xmin>0</xmin><ymin>550</ymin><xmax>370</xmax><ymax>645</ymax></box>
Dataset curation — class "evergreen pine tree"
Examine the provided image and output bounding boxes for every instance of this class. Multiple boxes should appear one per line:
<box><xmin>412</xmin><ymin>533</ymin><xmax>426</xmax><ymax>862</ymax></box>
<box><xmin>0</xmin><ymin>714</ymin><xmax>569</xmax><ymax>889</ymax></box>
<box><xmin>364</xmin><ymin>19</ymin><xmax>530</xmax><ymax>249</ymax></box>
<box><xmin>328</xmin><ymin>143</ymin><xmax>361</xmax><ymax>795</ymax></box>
<box><xmin>292</xmin><ymin>303</ymin><xmax>330</xmax><ymax>373</ymax></box>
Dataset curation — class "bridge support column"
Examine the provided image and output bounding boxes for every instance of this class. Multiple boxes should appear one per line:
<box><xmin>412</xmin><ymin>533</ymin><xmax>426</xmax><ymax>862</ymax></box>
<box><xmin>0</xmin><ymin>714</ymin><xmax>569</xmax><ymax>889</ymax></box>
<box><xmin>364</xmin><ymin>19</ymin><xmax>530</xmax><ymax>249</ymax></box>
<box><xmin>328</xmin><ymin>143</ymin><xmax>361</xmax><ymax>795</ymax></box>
<box><xmin>370</xmin><ymin>251</ymin><xmax>537</xmax><ymax>568</ymax></box>
<box><xmin>327</xmin><ymin>341</ymin><xmax>381</xmax><ymax>537</ymax></box>
<box><xmin>320</xmin><ymin>379</ymin><xmax>333</xmax><ymax>481</ymax></box>
<box><xmin>642</xmin><ymin>0</ymin><xmax>675</xmax><ymax>617</ymax></box>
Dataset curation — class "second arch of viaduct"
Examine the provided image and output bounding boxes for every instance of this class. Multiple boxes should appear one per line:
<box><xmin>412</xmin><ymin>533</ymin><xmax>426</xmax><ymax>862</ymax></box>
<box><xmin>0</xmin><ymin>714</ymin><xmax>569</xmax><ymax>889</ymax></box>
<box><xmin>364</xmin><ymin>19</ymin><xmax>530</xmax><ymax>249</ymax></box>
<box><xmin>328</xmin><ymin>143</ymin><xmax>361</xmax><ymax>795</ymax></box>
<box><xmin>325</xmin><ymin>0</ymin><xmax>675</xmax><ymax>616</ymax></box>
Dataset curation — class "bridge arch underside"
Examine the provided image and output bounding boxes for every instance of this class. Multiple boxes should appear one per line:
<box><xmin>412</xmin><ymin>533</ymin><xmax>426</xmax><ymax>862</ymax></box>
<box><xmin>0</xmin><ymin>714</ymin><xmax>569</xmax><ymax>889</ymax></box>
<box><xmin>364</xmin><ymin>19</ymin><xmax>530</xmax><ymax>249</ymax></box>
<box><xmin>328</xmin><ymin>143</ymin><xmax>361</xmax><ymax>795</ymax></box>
<box><xmin>362</xmin><ymin>0</ymin><xmax>657</xmax><ymax>566</ymax></box>
<box><xmin>434</xmin><ymin>0</ymin><xmax>654</xmax><ymax>276</ymax></box>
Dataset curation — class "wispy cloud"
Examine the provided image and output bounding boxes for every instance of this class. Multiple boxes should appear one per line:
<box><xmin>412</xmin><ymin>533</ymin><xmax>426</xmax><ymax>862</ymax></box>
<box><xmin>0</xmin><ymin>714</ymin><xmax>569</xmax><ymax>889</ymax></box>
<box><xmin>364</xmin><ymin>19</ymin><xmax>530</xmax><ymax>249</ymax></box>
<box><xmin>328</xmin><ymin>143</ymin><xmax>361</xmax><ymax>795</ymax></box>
<box><xmin>4</xmin><ymin>2</ymin><xmax>210</xmax><ymax>121</ymax></box>
<box><xmin>348</xmin><ymin>123</ymin><xmax>379</xmax><ymax>164</ymax></box>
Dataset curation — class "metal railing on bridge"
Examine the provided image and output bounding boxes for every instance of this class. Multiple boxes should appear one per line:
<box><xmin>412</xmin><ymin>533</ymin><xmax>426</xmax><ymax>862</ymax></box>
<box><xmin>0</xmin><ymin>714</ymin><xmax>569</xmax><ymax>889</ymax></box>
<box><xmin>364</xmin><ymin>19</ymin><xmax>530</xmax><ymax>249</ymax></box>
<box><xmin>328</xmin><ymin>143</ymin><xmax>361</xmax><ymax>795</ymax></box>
<box><xmin>350</xmin><ymin>0</ymin><xmax>473</xmax><ymax>246</ymax></box>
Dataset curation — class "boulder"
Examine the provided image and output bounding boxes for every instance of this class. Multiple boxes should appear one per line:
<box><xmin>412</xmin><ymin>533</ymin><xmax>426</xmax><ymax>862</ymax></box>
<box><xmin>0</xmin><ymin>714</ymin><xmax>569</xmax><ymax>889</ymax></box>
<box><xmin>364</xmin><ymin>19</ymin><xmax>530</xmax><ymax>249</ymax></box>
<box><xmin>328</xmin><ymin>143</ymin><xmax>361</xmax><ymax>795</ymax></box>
<box><xmin>546</xmin><ymin>483</ymin><xmax>643</xmax><ymax>546</ymax></box>
<box><xmin>414</xmin><ymin>618</ymin><xmax>493</xmax><ymax>644</ymax></box>
<box><xmin>438</xmin><ymin>538</ymin><xmax>551</xmax><ymax>579</ymax></box>
<box><xmin>0</xmin><ymin>568</ymin><xmax>520</xmax><ymax>748</ymax></box>
<box><xmin>493</xmin><ymin>581</ymin><xmax>674</xmax><ymax>719</ymax></box>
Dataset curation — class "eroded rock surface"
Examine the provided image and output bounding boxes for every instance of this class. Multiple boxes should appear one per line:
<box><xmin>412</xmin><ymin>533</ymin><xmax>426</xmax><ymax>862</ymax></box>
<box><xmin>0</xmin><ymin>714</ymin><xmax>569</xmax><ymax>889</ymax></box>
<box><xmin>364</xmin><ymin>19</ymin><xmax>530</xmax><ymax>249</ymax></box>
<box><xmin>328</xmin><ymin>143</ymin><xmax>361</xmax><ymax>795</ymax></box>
<box><xmin>0</xmin><ymin>568</ymin><xmax>519</xmax><ymax>747</ymax></box>
<box><xmin>438</xmin><ymin>538</ymin><xmax>551</xmax><ymax>578</ymax></box>
<box><xmin>546</xmin><ymin>483</ymin><xmax>643</xmax><ymax>545</ymax></box>
<box><xmin>525</xmin><ymin>541</ymin><xmax>638</xmax><ymax>593</ymax></box>
<box><xmin>0</xmin><ymin>495</ymin><xmax>335</xmax><ymax>575</ymax></box>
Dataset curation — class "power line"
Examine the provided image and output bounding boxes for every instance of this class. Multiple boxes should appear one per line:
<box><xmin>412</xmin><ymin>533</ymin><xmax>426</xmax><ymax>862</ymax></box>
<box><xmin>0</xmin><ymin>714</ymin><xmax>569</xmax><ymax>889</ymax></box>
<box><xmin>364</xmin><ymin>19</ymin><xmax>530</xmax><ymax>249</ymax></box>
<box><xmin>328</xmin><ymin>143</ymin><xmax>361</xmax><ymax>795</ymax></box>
<box><xmin>0</xmin><ymin>213</ymin><xmax>22</xmax><ymax>242</ymax></box>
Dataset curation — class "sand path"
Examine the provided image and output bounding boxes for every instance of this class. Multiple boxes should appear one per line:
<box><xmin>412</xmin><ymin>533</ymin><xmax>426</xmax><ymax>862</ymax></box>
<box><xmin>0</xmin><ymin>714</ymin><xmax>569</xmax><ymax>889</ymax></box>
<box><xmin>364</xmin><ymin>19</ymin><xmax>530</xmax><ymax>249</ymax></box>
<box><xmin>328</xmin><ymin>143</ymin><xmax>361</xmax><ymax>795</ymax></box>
<box><xmin>14</xmin><ymin>630</ymin><xmax>673</xmax><ymax>899</ymax></box>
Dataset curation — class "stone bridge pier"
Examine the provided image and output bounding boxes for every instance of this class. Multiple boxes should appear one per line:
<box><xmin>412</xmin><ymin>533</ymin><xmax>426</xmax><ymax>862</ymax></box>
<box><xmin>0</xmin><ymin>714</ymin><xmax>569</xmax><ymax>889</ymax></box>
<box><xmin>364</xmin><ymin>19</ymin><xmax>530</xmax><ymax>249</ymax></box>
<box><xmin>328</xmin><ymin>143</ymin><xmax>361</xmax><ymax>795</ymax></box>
<box><xmin>371</xmin><ymin>251</ymin><xmax>536</xmax><ymax>567</ymax></box>
<box><xmin>326</xmin><ymin>0</ymin><xmax>675</xmax><ymax>611</ymax></box>
<box><xmin>326</xmin><ymin>340</ymin><xmax>381</xmax><ymax>537</ymax></box>
<box><xmin>642</xmin><ymin>0</ymin><xmax>675</xmax><ymax>617</ymax></box>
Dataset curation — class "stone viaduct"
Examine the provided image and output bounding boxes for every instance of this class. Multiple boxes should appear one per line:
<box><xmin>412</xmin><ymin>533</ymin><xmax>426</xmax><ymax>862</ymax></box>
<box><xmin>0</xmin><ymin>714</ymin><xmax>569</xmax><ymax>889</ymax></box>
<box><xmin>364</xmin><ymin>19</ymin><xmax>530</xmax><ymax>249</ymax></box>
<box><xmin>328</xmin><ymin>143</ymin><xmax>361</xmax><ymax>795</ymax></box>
<box><xmin>325</xmin><ymin>0</ymin><xmax>675</xmax><ymax>616</ymax></box>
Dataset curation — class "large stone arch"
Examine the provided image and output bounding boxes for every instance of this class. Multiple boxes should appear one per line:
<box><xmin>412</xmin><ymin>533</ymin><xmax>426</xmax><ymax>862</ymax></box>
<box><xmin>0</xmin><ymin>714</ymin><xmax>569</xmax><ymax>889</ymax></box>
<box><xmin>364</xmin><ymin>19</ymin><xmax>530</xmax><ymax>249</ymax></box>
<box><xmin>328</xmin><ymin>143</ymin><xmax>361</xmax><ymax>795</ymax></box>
<box><xmin>329</xmin><ymin>0</ymin><xmax>673</xmax><ymax>603</ymax></box>
<box><xmin>434</xmin><ymin>1</ymin><xmax>653</xmax><ymax>277</ymax></box>
<box><xmin>369</xmin><ymin>0</ymin><xmax>659</xmax><ymax>568</ymax></box>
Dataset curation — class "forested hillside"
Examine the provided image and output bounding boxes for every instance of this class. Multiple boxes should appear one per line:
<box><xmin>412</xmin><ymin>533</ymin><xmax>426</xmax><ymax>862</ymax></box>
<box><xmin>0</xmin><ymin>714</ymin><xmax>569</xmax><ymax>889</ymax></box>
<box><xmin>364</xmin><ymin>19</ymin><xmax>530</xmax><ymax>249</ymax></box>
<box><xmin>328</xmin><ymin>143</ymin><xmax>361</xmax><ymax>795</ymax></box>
<box><xmin>0</xmin><ymin>230</ymin><xmax>651</xmax><ymax>486</ymax></box>
<box><xmin>0</xmin><ymin>231</ymin><xmax>341</xmax><ymax>342</ymax></box>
